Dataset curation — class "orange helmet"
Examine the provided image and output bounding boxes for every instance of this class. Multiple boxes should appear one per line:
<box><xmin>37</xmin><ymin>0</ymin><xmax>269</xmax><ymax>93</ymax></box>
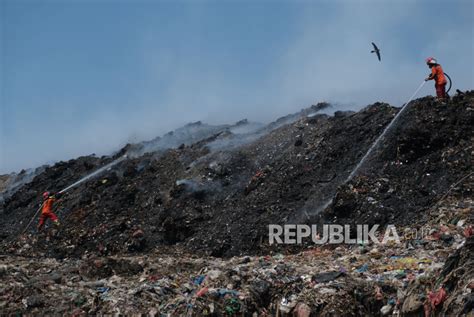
<box><xmin>425</xmin><ymin>57</ymin><xmax>437</xmax><ymax>65</ymax></box>
<box><xmin>43</xmin><ymin>191</ymin><xmax>50</xmax><ymax>199</ymax></box>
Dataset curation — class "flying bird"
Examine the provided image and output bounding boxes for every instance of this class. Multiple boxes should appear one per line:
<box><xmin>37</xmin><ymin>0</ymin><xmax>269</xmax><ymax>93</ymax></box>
<box><xmin>371</xmin><ymin>42</ymin><xmax>381</xmax><ymax>61</ymax></box>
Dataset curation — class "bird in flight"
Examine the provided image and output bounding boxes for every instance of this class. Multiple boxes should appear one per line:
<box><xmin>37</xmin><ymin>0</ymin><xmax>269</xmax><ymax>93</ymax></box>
<box><xmin>371</xmin><ymin>42</ymin><xmax>381</xmax><ymax>61</ymax></box>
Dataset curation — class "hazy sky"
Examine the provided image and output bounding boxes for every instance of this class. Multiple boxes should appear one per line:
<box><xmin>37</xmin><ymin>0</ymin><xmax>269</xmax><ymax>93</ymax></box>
<box><xmin>1</xmin><ymin>0</ymin><xmax>473</xmax><ymax>173</ymax></box>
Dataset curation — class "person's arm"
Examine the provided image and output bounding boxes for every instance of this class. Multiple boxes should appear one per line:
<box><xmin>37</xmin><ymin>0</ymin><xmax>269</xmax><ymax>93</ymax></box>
<box><xmin>51</xmin><ymin>192</ymin><xmax>62</xmax><ymax>203</ymax></box>
<box><xmin>425</xmin><ymin>67</ymin><xmax>436</xmax><ymax>81</ymax></box>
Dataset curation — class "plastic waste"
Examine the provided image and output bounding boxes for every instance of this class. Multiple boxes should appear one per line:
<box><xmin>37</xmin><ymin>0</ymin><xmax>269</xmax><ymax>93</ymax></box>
<box><xmin>380</xmin><ymin>304</ymin><xmax>393</xmax><ymax>315</ymax></box>
<box><xmin>356</xmin><ymin>264</ymin><xmax>369</xmax><ymax>273</ymax></box>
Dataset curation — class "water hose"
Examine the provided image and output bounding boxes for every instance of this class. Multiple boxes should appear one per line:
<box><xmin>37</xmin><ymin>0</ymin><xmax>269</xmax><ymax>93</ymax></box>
<box><xmin>444</xmin><ymin>72</ymin><xmax>452</xmax><ymax>93</ymax></box>
<box><xmin>21</xmin><ymin>203</ymin><xmax>43</xmax><ymax>234</ymax></box>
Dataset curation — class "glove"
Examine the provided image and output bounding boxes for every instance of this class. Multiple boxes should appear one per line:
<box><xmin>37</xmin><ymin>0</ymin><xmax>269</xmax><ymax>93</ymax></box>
<box><xmin>425</xmin><ymin>78</ymin><xmax>430</xmax><ymax>81</ymax></box>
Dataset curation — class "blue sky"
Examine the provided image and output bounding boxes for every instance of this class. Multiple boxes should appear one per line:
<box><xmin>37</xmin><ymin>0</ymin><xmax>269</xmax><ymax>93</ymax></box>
<box><xmin>1</xmin><ymin>0</ymin><xmax>473</xmax><ymax>173</ymax></box>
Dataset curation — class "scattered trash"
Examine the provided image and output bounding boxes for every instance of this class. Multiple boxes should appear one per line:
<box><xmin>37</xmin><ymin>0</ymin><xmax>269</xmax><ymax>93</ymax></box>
<box><xmin>356</xmin><ymin>263</ymin><xmax>369</xmax><ymax>273</ymax></box>
<box><xmin>196</xmin><ymin>287</ymin><xmax>209</xmax><ymax>297</ymax></box>
<box><xmin>428</xmin><ymin>287</ymin><xmax>447</xmax><ymax>308</ymax></box>
<box><xmin>193</xmin><ymin>275</ymin><xmax>206</xmax><ymax>285</ymax></box>
<box><xmin>312</xmin><ymin>271</ymin><xmax>344</xmax><ymax>283</ymax></box>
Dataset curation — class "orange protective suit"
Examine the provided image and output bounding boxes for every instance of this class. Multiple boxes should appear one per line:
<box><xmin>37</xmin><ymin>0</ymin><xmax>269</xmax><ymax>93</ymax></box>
<box><xmin>38</xmin><ymin>196</ymin><xmax>59</xmax><ymax>230</ymax></box>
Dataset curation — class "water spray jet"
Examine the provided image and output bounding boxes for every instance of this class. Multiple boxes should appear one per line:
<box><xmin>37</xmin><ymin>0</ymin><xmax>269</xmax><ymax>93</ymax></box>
<box><xmin>22</xmin><ymin>154</ymin><xmax>129</xmax><ymax>233</ymax></box>
<box><xmin>310</xmin><ymin>81</ymin><xmax>426</xmax><ymax>216</ymax></box>
<box><xmin>58</xmin><ymin>155</ymin><xmax>128</xmax><ymax>194</ymax></box>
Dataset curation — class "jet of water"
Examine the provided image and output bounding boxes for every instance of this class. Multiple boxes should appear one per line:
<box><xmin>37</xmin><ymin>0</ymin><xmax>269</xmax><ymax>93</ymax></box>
<box><xmin>59</xmin><ymin>155</ymin><xmax>127</xmax><ymax>194</ymax></box>
<box><xmin>309</xmin><ymin>81</ymin><xmax>426</xmax><ymax>216</ymax></box>
<box><xmin>21</xmin><ymin>155</ymin><xmax>128</xmax><ymax>234</ymax></box>
<box><xmin>345</xmin><ymin>81</ymin><xmax>426</xmax><ymax>182</ymax></box>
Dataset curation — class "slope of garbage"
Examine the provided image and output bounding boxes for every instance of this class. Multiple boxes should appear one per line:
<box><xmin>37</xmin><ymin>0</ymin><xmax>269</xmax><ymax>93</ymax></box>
<box><xmin>0</xmin><ymin>166</ymin><xmax>47</xmax><ymax>204</ymax></box>
<box><xmin>0</xmin><ymin>91</ymin><xmax>473</xmax><ymax>315</ymax></box>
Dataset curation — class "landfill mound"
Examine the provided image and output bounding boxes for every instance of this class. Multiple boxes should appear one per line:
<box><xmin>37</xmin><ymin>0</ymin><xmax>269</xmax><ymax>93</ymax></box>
<box><xmin>2</xmin><ymin>94</ymin><xmax>472</xmax><ymax>257</ymax></box>
<box><xmin>0</xmin><ymin>91</ymin><xmax>473</xmax><ymax>315</ymax></box>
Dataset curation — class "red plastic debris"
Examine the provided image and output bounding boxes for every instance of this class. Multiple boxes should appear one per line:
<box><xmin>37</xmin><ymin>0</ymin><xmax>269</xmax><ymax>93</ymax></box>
<box><xmin>463</xmin><ymin>226</ymin><xmax>473</xmax><ymax>238</ymax></box>
<box><xmin>428</xmin><ymin>287</ymin><xmax>447</xmax><ymax>308</ymax></box>
<box><xmin>196</xmin><ymin>287</ymin><xmax>209</xmax><ymax>297</ymax></box>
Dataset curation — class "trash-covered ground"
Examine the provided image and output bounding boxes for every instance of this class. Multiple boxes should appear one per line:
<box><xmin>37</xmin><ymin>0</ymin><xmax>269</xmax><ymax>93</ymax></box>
<box><xmin>1</xmin><ymin>193</ymin><xmax>472</xmax><ymax>315</ymax></box>
<box><xmin>1</xmin><ymin>91</ymin><xmax>473</xmax><ymax>315</ymax></box>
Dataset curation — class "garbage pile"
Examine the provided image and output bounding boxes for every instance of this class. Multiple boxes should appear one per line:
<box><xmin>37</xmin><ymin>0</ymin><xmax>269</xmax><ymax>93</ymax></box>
<box><xmin>1</xmin><ymin>192</ymin><xmax>472</xmax><ymax>315</ymax></box>
<box><xmin>321</xmin><ymin>93</ymin><xmax>473</xmax><ymax>228</ymax></box>
<box><xmin>0</xmin><ymin>166</ymin><xmax>46</xmax><ymax>204</ymax></box>
<box><xmin>0</xmin><ymin>91</ymin><xmax>473</xmax><ymax>314</ymax></box>
<box><xmin>1</xmin><ymin>93</ymin><xmax>473</xmax><ymax>259</ymax></box>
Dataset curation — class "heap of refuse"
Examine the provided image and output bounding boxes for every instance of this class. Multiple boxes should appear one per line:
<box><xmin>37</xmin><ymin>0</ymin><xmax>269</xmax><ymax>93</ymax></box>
<box><xmin>1</xmin><ymin>192</ymin><xmax>472</xmax><ymax>315</ymax></box>
<box><xmin>0</xmin><ymin>91</ymin><xmax>473</xmax><ymax>315</ymax></box>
